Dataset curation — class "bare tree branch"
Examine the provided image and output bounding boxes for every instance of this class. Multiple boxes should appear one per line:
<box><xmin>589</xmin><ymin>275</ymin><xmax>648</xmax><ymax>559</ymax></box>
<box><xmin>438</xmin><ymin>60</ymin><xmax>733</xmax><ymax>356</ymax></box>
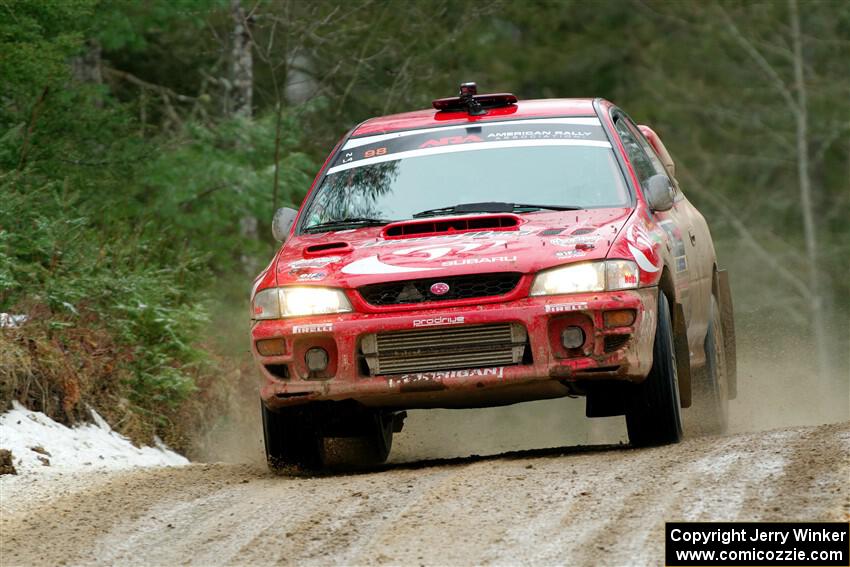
<box><xmin>103</xmin><ymin>67</ymin><xmax>196</xmax><ymax>102</ymax></box>
<box><xmin>715</xmin><ymin>3</ymin><xmax>799</xmax><ymax>117</ymax></box>
<box><xmin>679</xmin><ymin>168</ymin><xmax>810</xmax><ymax>299</ymax></box>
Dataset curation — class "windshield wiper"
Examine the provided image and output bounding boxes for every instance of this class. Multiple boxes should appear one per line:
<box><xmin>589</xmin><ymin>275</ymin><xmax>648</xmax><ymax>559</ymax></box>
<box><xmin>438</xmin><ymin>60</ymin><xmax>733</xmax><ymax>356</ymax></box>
<box><xmin>412</xmin><ymin>202</ymin><xmax>582</xmax><ymax>218</ymax></box>
<box><xmin>303</xmin><ymin>217</ymin><xmax>394</xmax><ymax>233</ymax></box>
<box><xmin>511</xmin><ymin>203</ymin><xmax>584</xmax><ymax>212</ymax></box>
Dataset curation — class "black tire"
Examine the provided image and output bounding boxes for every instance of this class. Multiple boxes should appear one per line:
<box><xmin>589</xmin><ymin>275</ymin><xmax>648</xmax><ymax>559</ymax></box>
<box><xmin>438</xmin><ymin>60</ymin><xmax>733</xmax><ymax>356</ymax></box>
<box><xmin>261</xmin><ymin>402</ymin><xmax>323</xmax><ymax>472</ymax></box>
<box><xmin>688</xmin><ymin>295</ymin><xmax>729</xmax><ymax>435</ymax></box>
<box><xmin>325</xmin><ymin>411</ymin><xmax>394</xmax><ymax>468</ymax></box>
<box><xmin>626</xmin><ymin>290</ymin><xmax>683</xmax><ymax>447</ymax></box>
<box><xmin>365</xmin><ymin>411</ymin><xmax>394</xmax><ymax>464</ymax></box>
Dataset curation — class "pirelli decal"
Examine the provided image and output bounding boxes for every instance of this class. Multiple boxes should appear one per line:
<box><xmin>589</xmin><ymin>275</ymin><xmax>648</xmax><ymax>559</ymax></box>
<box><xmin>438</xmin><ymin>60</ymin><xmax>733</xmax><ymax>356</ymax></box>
<box><xmin>328</xmin><ymin>118</ymin><xmax>610</xmax><ymax>174</ymax></box>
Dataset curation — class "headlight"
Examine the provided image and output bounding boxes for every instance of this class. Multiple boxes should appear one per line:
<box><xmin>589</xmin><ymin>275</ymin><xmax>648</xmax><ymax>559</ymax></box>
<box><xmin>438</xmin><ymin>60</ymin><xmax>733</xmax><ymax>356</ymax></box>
<box><xmin>251</xmin><ymin>287</ymin><xmax>352</xmax><ymax>319</ymax></box>
<box><xmin>531</xmin><ymin>262</ymin><xmax>605</xmax><ymax>295</ymax></box>
<box><xmin>530</xmin><ymin>260</ymin><xmax>639</xmax><ymax>296</ymax></box>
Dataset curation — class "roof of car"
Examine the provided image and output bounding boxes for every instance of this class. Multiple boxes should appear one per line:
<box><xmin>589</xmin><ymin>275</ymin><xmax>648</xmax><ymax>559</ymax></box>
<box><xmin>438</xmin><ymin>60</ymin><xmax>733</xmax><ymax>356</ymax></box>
<box><xmin>351</xmin><ymin>98</ymin><xmax>600</xmax><ymax>138</ymax></box>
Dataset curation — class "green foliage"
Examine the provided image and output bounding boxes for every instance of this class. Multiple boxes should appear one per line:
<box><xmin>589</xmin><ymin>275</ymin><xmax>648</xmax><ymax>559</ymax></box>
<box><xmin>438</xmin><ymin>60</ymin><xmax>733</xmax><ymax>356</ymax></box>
<box><xmin>0</xmin><ymin>0</ymin><xmax>318</xmax><ymax>443</ymax></box>
<box><xmin>0</xmin><ymin>176</ymin><xmax>204</xmax><ymax>415</ymax></box>
<box><xmin>2</xmin><ymin>0</ymin><xmax>847</xmax><ymax>440</ymax></box>
<box><xmin>0</xmin><ymin>0</ymin><xmax>94</xmax><ymax>105</ymax></box>
<box><xmin>135</xmin><ymin>113</ymin><xmax>315</xmax><ymax>273</ymax></box>
<box><xmin>94</xmin><ymin>0</ymin><xmax>221</xmax><ymax>52</ymax></box>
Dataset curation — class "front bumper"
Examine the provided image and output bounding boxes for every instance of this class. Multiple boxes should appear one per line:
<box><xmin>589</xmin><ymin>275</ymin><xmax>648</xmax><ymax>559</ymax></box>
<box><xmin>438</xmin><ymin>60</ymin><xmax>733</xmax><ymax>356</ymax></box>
<box><xmin>252</xmin><ymin>287</ymin><xmax>658</xmax><ymax>409</ymax></box>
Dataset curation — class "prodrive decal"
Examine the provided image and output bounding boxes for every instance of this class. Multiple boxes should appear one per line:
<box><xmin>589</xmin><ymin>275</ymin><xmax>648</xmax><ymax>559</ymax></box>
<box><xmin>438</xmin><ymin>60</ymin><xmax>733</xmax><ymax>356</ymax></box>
<box><xmin>412</xmin><ymin>316</ymin><xmax>465</xmax><ymax>327</ymax></box>
<box><xmin>327</xmin><ymin>118</ymin><xmax>610</xmax><ymax>174</ymax></box>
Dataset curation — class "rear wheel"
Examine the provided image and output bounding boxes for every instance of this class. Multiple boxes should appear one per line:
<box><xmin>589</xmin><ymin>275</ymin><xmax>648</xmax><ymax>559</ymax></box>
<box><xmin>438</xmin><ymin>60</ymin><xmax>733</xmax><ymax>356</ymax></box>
<box><xmin>262</xmin><ymin>403</ymin><xmax>323</xmax><ymax>472</ymax></box>
<box><xmin>626</xmin><ymin>290</ymin><xmax>683</xmax><ymax>447</ymax></box>
<box><xmin>688</xmin><ymin>295</ymin><xmax>729</xmax><ymax>435</ymax></box>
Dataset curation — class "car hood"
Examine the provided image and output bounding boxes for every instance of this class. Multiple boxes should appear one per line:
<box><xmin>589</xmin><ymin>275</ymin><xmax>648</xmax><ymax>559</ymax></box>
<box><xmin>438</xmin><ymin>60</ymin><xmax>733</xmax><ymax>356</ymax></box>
<box><xmin>274</xmin><ymin>208</ymin><xmax>634</xmax><ymax>288</ymax></box>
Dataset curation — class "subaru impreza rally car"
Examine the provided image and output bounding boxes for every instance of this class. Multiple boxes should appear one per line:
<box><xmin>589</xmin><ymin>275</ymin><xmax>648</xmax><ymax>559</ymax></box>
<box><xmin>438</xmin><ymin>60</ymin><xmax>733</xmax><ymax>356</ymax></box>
<box><xmin>251</xmin><ymin>83</ymin><xmax>736</xmax><ymax>469</ymax></box>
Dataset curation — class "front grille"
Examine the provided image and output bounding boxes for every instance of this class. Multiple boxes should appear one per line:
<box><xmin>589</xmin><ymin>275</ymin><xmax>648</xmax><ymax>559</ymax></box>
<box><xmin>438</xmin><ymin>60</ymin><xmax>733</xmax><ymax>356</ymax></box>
<box><xmin>604</xmin><ymin>334</ymin><xmax>630</xmax><ymax>352</ymax></box>
<box><xmin>358</xmin><ymin>273</ymin><xmax>521</xmax><ymax>306</ymax></box>
<box><xmin>360</xmin><ymin>323</ymin><xmax>527</xmax><ymax>376</ymax></box>
<box><xmin>264</xmin><ymin>364</ymin><xmax>289</xmax><ymax>380</ymax></box>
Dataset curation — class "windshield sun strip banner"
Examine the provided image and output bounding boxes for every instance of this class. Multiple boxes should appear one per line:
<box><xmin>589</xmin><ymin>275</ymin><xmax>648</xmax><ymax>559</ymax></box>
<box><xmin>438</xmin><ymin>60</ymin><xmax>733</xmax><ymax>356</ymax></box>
<box><xmin>328</xmin><ymin>119</ymin><xmax>611</xmax><ymax>175</ymax></box>
<box><xmin>326</xmin><ymin>139</ymin><xmax>613</xmax><ymax>175</ymax></box>
<box><xmin>343</xmin><ymin>117</ymin><xmax>602</xmax><ymax>149</ymax></box>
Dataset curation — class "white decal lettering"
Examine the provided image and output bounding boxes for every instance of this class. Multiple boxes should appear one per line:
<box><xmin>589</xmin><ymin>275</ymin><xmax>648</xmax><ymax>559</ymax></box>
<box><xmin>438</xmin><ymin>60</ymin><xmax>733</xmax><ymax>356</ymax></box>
<box><xmin>545</xmin><ymin>302</ymin><xmax>588</xmax><ymax>313</ymax></box>
<box><xmin>292</xmin><ymin>323</ymin><xmax>333</xmax><ymax>334</ymax></box>
<box><xmin>412</xmin><ymin>316</ymin><xmax>465</xmax><ymax>327</ymax></box>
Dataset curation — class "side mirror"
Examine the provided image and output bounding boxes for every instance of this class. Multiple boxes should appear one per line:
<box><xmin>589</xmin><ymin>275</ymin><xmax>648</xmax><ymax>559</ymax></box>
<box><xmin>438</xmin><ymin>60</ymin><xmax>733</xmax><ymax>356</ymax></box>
<box><xmin>645</xmin><ymin>174</ymin><xmax>675</xmax><ymax>212</ymax></box>
<box><xmin>272</xmin><ymin>207</ymin><xmax>298</xmax><ymax>242</ymax></box>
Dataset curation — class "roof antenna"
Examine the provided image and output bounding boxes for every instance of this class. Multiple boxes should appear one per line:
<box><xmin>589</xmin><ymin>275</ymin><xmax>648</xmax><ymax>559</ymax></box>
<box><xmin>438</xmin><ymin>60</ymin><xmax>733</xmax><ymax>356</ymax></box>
<box><xmin>459</xmin><ymin>82</ymin><xmax>486</xmax><ymax>116</ymax></box>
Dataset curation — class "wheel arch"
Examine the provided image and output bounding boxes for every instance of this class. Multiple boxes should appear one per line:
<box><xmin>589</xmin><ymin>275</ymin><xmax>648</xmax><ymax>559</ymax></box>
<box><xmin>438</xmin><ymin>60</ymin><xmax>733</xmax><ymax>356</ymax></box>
<box><xmin>713</xmin><ymin>266</ymin><xmax>738</xmax><ymax>399</ymax></box>
<box><xmin>659</xmin><ymin>266</ymin><xmax>692</xmax><ymax>408</ymax></box>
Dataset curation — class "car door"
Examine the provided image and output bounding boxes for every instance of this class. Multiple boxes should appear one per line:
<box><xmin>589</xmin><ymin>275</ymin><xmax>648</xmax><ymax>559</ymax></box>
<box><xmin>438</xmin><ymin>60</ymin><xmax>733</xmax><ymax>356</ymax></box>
<box><xmin>669</xmin><ymin>191</ymin><xmax>714</xmax><ymax>356</ymax></box>
<box><xmin>611</xmin><ymin>112</ymin><xmax>702</xmax><ymax>344</ymax></box>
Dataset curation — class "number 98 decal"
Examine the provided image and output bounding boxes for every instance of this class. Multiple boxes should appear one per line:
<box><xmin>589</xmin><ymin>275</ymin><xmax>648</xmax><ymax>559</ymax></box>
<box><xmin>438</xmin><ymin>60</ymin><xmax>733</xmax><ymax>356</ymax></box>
<box><xmin>363</xmin><ymin>147</ymin><xmax>387</xmax><ymax>158</ymax></box>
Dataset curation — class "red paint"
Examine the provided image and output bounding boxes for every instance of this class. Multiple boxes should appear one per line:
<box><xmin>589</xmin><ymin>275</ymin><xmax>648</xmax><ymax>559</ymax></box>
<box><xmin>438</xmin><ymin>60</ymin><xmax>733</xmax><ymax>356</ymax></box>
<box><xmin>352</xmin><ymin>99</ymin><xmax>596</xmax><ymax>137</ymax></box>
<box><xmin>252</xmin><ymin>96</ymin><xmax>721</xmax><ymax>410</ymax></box>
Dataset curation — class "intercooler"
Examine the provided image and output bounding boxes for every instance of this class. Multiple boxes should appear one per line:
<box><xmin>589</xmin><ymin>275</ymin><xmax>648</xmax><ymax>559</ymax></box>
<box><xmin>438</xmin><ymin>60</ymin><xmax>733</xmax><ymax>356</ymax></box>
<box><xmin>360</xmin><ymin>323</ymin><xmax>528</xmax><ymax>376</ymax></box>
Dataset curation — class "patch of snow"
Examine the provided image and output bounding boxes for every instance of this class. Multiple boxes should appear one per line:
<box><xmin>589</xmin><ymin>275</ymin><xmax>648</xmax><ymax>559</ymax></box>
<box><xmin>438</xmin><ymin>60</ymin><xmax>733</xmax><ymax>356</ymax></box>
<box><xmin>0</xmin><ymin>401</ymin><xmax>188</xmax><ymax>475</ymax></box>
<box><xmin>61</xmin><ymin>301</ymin><xmax>79</xmax><ymax>315</ymax></box>
<box><xmin>0</xmin><ymin>313</ymin><xmax>27</xmax><ymax>328</ymax></box>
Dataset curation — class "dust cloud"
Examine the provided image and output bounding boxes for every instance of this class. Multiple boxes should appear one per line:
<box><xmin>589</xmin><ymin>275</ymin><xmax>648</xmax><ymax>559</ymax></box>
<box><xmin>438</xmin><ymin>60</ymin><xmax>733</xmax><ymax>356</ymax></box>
<box><xmin>392</xmin><ymin>400</ymin><xmax>627</xmax><ymax>463</ymax></box>
<box><xmin>194</xmin><ymin>325</ymin><xmax>849</xmax><ymax>466</ymax></box>
<box><xmin>391</xmin><ymin>308</ymin><xmax>849</xmax><ymax>462</ymax></box>
<box><xmin>197</xmin><ymin>284</ymin><xmax>848</xmax><ymax>466</ymax></box>
<box><xmin>391</xmin><ymin>325</ymin><xmax>849</xmax><ymax>463</ymax></box>
<box><xmin>728</xmin><ymin>322</ymin><xmax>849</xmax><ymax>433</ymax></box>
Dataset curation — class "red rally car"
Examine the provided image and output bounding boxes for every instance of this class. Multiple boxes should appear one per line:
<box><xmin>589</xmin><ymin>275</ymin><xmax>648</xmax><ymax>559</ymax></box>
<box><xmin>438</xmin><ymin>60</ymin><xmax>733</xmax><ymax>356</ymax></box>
<box><xmin>251</xmin><ymin>83</ymin><xmax>737</xmax><ymax>470</ymax></box>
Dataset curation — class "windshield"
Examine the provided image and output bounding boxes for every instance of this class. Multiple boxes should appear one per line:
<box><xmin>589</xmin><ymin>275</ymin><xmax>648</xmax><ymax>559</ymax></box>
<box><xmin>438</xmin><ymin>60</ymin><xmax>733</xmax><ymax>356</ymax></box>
<box><xmin>300</xmin><ymin>118</ymin><xmax>629</xmax><ymax>233</ymax></box>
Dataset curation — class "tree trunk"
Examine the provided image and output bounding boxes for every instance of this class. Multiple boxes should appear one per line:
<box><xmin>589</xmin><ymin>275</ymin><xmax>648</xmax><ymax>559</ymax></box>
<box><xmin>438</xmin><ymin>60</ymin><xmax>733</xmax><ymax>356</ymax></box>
<box><xmin>229</xmin><ymin>0</ymin><xmax>258</xmax><ymax>274</ymax></box>
<box><xmin>789</xmin><ymin>0</ymin><xmax>830</xmax><ymax>378</ymax></box>
<box><xmin>229</xmin><ymin>0</ymin><xmax>253</xmax><ymax>118</ymax></box>
<box><xmin>70</xmin><ymin>39</ymin><xmax>103</xmax><ymax>85</ymax></box>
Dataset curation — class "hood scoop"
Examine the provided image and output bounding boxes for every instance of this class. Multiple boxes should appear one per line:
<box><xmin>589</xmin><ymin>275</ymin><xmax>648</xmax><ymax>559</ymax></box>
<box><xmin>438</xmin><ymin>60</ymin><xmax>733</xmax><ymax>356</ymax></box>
<box><xmin>382</xmin><ymin>214</ymin><xmax>521</xmax><ymax>240</ymax></box>
<box><xmin>304</xmin><ymin>241</ymin><xmax>352</xmax><ymax>257</ymax></box>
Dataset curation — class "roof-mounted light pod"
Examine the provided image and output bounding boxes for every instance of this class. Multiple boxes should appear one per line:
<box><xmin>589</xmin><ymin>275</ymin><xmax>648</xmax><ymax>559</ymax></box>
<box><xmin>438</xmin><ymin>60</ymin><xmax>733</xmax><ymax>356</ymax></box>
<box><xmin>458</xmin><ymin>82</ymin><xmax>485</xmax><ymax>116</ymax></box>
<box><xmin>432</xmin><ymin>82</ymin><xmax>517</xmax><ymax>115</ymax></box>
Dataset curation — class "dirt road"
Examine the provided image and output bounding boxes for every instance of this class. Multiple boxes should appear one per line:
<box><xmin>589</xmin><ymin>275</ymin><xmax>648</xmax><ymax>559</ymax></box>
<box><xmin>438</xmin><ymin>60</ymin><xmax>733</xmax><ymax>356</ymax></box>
<box><xmin>2</xmin><ymin>421</ymin><xmax>847</xmax><ymax>566</ymax></box>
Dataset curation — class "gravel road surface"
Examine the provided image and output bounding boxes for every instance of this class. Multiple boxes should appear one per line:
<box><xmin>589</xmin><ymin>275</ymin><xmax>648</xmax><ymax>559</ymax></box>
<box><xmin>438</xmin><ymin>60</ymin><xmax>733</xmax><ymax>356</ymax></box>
<box><xmin>2</xmin><ymin>421</ymin><xmax>847</xmax><ymax>566</ymax></box>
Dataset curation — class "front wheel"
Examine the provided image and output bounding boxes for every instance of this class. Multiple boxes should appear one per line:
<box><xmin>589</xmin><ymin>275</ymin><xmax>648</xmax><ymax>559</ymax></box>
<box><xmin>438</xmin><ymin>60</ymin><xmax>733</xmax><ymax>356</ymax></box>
<box><xmin>626</xmin><ymin>290</ymin><xmax>683</xmax><ymax>447</ymax></box>
<box><xmin>262</xmin><ymin>403</ymin><xmax>323</xmax><ymax>472</ymax></box>
<box><xmin>325</xmin><ymin>411</ymin><xmax>395</xmax><ymax>468</ymax></box>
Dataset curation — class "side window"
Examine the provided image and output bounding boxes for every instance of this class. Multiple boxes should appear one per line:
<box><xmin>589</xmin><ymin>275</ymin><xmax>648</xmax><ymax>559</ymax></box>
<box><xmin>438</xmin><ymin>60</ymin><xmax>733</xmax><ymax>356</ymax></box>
<box><xmin>613</xmin><ymin>115</ymin><xmax>666</xmax><ymax>187</ymax></box>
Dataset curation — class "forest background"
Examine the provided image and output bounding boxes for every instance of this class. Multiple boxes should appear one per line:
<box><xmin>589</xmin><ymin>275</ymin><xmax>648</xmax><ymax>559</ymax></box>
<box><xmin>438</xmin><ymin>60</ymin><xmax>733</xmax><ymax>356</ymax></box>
<box><xmin>1</xmin><ymin>0</ymin><xmax>847</xmax><ymax>454</ymax></box>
